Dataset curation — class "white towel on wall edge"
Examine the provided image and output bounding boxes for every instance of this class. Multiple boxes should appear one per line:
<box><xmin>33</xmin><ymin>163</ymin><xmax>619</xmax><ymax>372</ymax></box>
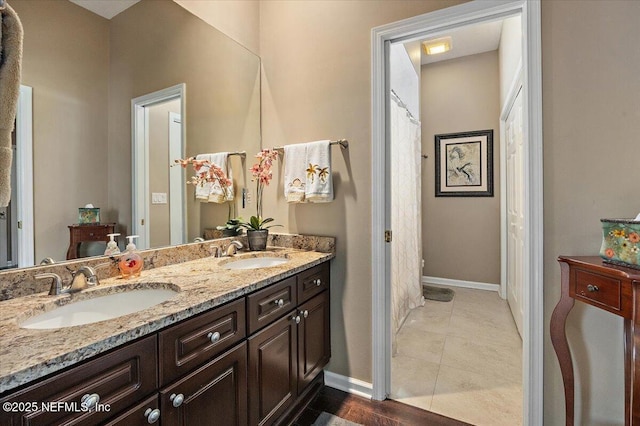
<box><xmin>304</xmin><ymin>140</ymin><xmax>333</xmax><ymax>203</ymax></box>
<box><xmin>284</xmin><ymin>143</ymin><xmax>307</xmax><ymax>203</ymax></box>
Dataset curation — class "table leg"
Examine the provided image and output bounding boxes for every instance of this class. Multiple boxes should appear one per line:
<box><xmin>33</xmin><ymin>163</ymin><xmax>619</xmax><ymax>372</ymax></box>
<box><xmin>551</xmin><ymin>261</ymin><xmax>576</xmax><ymax>426</ymax></box>
<box><xmin>625</xmin><ymin>290</ymin><xmax>640</xmax><ymax>426</ymax></box>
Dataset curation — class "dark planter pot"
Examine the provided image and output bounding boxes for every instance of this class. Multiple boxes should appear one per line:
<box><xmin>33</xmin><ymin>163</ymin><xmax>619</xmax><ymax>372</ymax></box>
<box><xmin>221</xmin><ymin>229</ymin><xmax>241</xmax><ymax>237</ymax></box>
<box><xmin>247</xmin><ymin>230</ymin><xmax>268</xmax><ymax>251</ymax></box>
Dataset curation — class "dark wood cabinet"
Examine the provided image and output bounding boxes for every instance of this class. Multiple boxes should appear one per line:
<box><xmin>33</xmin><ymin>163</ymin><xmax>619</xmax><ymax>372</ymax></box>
<box><xmin>0</xmin><ymin>335</ymin><xmax>157</xmax><ymax>426</ymax></box>
<box><xmin>161</xmin><ymin>343</ymin><xmax>248</xmax><ymax>426</ymax></box>
<box><xmin>1</xmin><ymin>260</ymin><xmax>331</xmax><ymax>426</ymax></box>
<box><xmin>297</xmin><ymin>290</ymin><xmax>331</xmax><ymax>391</ymax></box>
<box><xmin>66</xmin><ymin>223</ymin><xmax>116</xmax><ymax>260</ymax></box>
<box><xmin>248</xmin><ymin>313</ymin><xmax>298</xmax><ymax>426</ymax></box>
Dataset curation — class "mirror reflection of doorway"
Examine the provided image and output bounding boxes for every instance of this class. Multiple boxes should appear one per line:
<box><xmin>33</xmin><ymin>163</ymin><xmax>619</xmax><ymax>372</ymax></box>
<box><xmin>132</xmin><ymin>84</ymin><xmax>186</xmax><ymax>249</ymax></box>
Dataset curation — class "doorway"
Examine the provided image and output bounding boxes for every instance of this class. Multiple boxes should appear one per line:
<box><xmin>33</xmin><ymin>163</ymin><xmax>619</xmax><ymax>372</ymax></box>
<box><xmin>132</xmin><ymin>84</ymin><xmax>186</xmax><ymax>249</ymax></box>
<box><xmin>371</xmin><ymin>1</ymin><xmax>543</xmax><ymax>425</ymax></box>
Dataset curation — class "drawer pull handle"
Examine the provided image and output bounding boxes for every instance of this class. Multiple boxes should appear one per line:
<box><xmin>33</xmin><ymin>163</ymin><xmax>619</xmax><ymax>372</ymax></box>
<box><xmin>302</xmin><ymin>310</ymin><xmax>309</xmax><ymax>318</ymax></box>
<box><xmin>170</xmin><ymin>393</ymin><xmax>184</xmax><ymax>408</ymax></box>
<box><xmin>81</xmin><ymin>393</ymin><xmax>100</xmax><ymax>409</ymax></box>
<box><xmin>207</xmin><ymin>331</ymin><xmax>221</xmax><ymax>343</ymax></box>
<box><xmin>314</xmin><ymin>278</ymin><xmax>322</xmax><ymax>286</ymax></box>
<box><xmin>274</xmin><ymin>298</ymin><xmax>284</xmax><ymax>307</ymax></box>
<box><xmin>292</xmin><ymin>314</ymin><xmax>301</xmax><ymax>324</ymax></box>
<box><xmin>587</xmin><ymin>284</ymin><xmax>599</xmax><ymax>292</ymax></box>
<box><xmin>144</xmin><ymin>408</ymin><xmax>161</xmax><ymax>424</ymax></box>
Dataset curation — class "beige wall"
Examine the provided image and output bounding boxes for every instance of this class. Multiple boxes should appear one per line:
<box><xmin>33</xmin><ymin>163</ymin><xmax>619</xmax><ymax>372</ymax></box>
<box><xmin>13</xmin><ymin>0</ymin><xmax>110</xmax><ymax>261</ymax></box>
<box><xmin>174</xmin><ymin>0</ymin><xmax>260</xmax><ymax>55</ymax></box>
<box><xmin>421</xmin><ymin>51</ymin><xmax>501</xmax><ymax>284</ymax></box>
<box><xmin>543</xmin><ymin>1</ymin><xmax>640</xmax><ymax>424</ymax></box>
<box><xmin>259</xmin><ymin>0</ymin><xmax>467</xmax><ymax>384</ymax></box>
<box><xmin>148</xmin><ymin>99</ymin><xmax>180</xmax><ymax>248</ymax></box>
<box><xmin>108</xmin><ymin>0</ymin><xmax>261</xmax><ymax>243</ymax></box>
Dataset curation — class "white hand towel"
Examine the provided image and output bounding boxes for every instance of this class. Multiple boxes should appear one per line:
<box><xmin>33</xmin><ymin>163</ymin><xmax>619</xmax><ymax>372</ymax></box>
<box><xmin>284</xmin><ymin>143</ymin><xmax>307</xmax><ymax>203</ymax></box>
<box><xmin>305</xmin><ymin>140</ymin><xmax>333</xmax><ymax>203</ymax></box>
<box><xmin>194</xmin><ymin>153</ymin><xmax>234</xmax><ymax>203</ymax></box>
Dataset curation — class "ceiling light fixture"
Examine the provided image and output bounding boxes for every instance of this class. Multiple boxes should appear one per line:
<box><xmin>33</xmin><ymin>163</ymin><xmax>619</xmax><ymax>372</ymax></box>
<box><xmin>422</xmin><ymin>37</ymin><xmax>452</xmax><ymax>55</ymax></box>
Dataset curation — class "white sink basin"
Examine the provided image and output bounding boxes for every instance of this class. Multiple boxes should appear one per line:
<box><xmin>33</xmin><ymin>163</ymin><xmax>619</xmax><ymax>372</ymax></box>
<box><xmin>223</xmin><ymin>257</ymin><xmax>289</xmax><ymax>270</ymax></box>
<box><xmin>20</xmin><ymin>288</ymin><xmax>179</xmax><ymax>330</ymax></box>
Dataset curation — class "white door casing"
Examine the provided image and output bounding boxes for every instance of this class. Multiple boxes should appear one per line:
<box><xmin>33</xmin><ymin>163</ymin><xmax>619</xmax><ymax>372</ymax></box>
<box><xmin>168</xmin><ymin>112</ymin><xmax>185</xmax><ymax>245</ymax></box>
<box><xmin>16</xmin><ymin>85</ymin><xmax>34</xmax><ymax>268</ymax></box>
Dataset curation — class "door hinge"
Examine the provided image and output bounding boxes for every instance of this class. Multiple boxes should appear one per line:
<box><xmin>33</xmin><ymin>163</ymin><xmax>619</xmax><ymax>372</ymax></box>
<box><xmin>384</xmin><ymin>230</ymin><xmax>392</xmax><ymax>243</ymax></box>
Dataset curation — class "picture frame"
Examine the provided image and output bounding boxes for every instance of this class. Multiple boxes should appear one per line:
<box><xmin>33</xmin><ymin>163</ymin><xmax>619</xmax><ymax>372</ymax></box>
<box><xmin>435</xmin><ymin>129</ymin><xmax>494</xmax><ymax>197</ymax></box>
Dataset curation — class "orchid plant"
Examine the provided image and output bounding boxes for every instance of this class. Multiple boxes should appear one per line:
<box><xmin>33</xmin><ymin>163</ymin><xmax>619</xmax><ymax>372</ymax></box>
<box><xmin>174</xmin><ymin>157</ymin><xmax>232</xmax><ymax>192</ymax></box>
<box><xmin>241</xmin><ymin>149</ymin><xmax>281</xmax><ymax>231</ymax></box>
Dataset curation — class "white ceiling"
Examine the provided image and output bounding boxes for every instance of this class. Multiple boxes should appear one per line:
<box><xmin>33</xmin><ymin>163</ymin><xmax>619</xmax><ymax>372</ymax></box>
<box><xmin>69</xmin><ymin>0</ymin><xmax>140</xmax><ymax>20</ymax></box>
<box><xmin>405</xmin><ymin>19</ymin><xmax>504</xmax><ymax>66</ymax></box>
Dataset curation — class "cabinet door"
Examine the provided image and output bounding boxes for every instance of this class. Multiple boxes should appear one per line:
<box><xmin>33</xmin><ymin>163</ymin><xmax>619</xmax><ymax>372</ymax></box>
<box><xmin>160</xmin><ymin>342</ymin><xmax>248</xmax><ymax>426</ymax></box>
<box><xmin>248</xmin><ymin>313</ymin><xmax>298</xmax><ymax>426</ymax></box>
<box><xmin>0</xmin><ymin>335</ymin><xmax>157</xmax><ymax>426</ymax></box>
<box><xmin>298</xmin><ymin>290</ymin><xmax>331</xmax><ymax>391</ymax></box>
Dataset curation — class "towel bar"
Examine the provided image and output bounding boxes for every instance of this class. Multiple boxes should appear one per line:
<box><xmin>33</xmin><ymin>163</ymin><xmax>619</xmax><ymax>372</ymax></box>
<box><xmin>273</xmin><ymin>139</ymin><xmax>349</xmax><ymax>151</ymax></box>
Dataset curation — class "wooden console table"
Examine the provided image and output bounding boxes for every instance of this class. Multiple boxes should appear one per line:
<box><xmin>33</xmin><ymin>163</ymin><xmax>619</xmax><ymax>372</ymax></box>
<box><xmin>551</xmin><ymin>256</ymin><xmax>640</xmax><ymax>425</ymax></box>
<box><xmin>66</xmin><ymin>223</ymin><xmax>116</xmax><ymax>260</ymax></box>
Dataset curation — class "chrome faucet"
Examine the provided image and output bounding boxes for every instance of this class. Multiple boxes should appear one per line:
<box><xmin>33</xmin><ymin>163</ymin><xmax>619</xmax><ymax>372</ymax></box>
<box><xmin>35</xmin><ymin>266</ymin><xmax>101</xmax><ymax>296</ymax></box>
<box><xmin>210</xmin><ymin>245</ymin><xmax>222</xmax><ymax>258</ymax></box>
<box><xmin>194</xmin><ymin>237</ymin><xmax>205</xmax><ymax>243</ymax></box>
<box><xmin>225</xmin><ymin>241</ymin><xmax>243</xmax><ymax>257</ymax></box>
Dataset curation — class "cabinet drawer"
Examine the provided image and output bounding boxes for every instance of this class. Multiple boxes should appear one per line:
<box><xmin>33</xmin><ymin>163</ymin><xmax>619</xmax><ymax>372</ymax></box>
<box><xmin>573</xmin><ymin>269</ymin><xmax>624</xmax><ymax>313</ymax></box>
<box><xmin>0</xmin><ymin>335</ymin><xmax>157</xmax><ymax>426</ymax></box>
<box><xmin>247</xmin><ymin>276</ymin><xmax>297</xmax><ymax>334</ymax></box>
<box><xmin>74</xmin><ymin>226</ymin><xmax>111</xmax><ymax>242</ymax></box>
<box><xmin>159</xmin><ymin>298</ymin><xmax>245</xmax><ymax>387</ymax></box>
<box><xmin>297</xmin><ymin>262</ymin><xmax>329</xmax><ymax>304</ymax></box>
<box><xmin>103</xmin><ymin>394</ymin><xmax>159</xmax><ymax>426</ymax></box>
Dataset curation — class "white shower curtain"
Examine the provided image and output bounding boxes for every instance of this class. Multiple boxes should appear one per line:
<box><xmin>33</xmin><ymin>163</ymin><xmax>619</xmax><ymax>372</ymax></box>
<box><xmin>390</xmin><ymin>91</ymin><xmax>424</xmax><ymax>352</ymax></box>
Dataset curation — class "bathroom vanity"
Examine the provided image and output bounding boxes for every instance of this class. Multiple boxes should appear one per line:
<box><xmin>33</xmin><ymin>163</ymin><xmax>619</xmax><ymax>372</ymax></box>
<box><xmin>0</xmin><ymin>240</ymin><xmax>333</xmax><ymax>426</ymax></box>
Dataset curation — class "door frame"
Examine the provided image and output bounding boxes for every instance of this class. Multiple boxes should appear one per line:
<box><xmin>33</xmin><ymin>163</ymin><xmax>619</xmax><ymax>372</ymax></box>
<box><xmin>370</xmin><ymin>1</ymin><xmax>543</xmax><ymax>424</ymax></box>
<box><xmin>168</xmin><ymin>111</ymin><xmax>185</xmax><ymax>245</ymax></box>
<box><xmin>16</xmin><ymin>85</ymin><xmax>34</xmax><ymax>267</ymax></box>
<box><xmin>131</xmin><ymin>84</ymin><xmax>186</xmax><ymax>249</ymax></box>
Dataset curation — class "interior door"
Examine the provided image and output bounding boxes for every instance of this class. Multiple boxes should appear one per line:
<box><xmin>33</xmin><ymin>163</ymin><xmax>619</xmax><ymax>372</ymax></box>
<box><xmin>506</xmin><ymin>85</ymin><xmax>524</xmax><ymax>337</ymax></box>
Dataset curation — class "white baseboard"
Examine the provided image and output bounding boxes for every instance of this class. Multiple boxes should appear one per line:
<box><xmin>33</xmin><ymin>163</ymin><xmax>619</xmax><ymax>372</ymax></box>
<box><xmin>323</xmin><ymin>370</ymin><xmax>373</xmax><ymax>399</ymax></box>
<box><xmin>422</xmin><ymin>276</ymin><xmax>500</xmax><ymax>292</ymax></box>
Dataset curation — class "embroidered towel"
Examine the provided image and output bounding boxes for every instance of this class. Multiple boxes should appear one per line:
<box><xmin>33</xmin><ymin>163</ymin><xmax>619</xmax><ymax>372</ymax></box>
<box><xmin>305</xmin><ymin>140</ymin><xmax>333</xmax><ymax>203</ymax></box>
<box><xmin>284</xmin><ymin>143</ymin><xmax>307</xmax><ymax>203</ymax></box>
<box><xmin>194</xmin><ymin>153</ymin><xmax>233</xmax><ymax>203</ymax></box>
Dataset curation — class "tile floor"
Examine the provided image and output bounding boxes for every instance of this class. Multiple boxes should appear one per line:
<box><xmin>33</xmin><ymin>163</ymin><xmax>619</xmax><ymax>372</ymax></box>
<box><xmin>390</xmin><ymin>286</ymin><xmax>523</xmax><ymax>426</ymax></box>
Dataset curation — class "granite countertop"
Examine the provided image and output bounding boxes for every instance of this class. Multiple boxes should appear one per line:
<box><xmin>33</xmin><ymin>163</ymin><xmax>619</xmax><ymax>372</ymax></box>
<box><xmin>0</xmin><ymin>247</ymin><xmax>334</xmax><ymax>394</ymax></box>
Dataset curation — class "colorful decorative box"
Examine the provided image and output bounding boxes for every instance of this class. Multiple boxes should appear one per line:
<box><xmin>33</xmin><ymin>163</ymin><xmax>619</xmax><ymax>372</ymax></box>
<box><xmin>600</xmin><ymin>219</ymin><xmax>640</xmax><ymax>269</ymax></box>
<box><xmin>78</xmin><ymin>208</ymin><xmax>100</xmax><ymax>224</ymax></box>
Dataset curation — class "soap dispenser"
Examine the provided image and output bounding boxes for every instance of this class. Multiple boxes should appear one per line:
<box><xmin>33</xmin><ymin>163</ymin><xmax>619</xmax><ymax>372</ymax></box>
<box><xmin>118</xmin><ymin>235</ymin><xmax>143</xmax><ymax>278</ymax></box>
<box><xmin>104</xmin><ymin>233</ymin><xmax>121</xmax><ymax>256</ymax></box>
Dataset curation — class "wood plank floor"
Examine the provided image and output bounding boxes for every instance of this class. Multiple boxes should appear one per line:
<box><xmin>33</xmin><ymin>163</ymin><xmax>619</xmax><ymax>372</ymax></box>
<box><xmin>293</xmin><ymin>386</ymin><xmax>472</xmax><ymax>426</ymax></box>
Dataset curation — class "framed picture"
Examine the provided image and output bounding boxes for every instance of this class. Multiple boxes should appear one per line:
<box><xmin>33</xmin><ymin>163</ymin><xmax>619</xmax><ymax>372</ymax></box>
<box><xmin>435</xmin><ymin>129</ymin><xmax>494</xmax><ymax>197</ymax></box>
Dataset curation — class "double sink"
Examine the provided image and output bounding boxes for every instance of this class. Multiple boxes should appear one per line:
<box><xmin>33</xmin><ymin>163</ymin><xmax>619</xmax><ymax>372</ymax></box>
<box><xmin>19</xmin><ymin>254</ymin><xmax>289</xmax><ymax>330</ymax></box>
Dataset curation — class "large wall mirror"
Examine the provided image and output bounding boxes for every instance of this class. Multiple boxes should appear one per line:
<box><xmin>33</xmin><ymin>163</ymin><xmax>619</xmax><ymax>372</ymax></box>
<box><xmin>5</xmin><ymin>0</ymin><xmax>261</xmax><ymax>269</ymax></box>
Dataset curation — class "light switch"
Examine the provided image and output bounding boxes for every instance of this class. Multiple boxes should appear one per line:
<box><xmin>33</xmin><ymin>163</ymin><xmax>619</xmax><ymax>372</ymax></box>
<box><xmin>152</xmin><ymin>192</ymin><xmax>168</xmax><ymax>204</ymax></box>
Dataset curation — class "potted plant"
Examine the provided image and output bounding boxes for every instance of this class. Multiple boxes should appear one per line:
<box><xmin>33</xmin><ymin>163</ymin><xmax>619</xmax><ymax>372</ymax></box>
<box><xmin>240</xmin><ymin>149</ymin><xmax>281</xmax><ymax>250</ymax></box>
<box><xmin>216</xmin><ymin>218</ymin><xmax>244</xmax><ymax>237</ymax></box>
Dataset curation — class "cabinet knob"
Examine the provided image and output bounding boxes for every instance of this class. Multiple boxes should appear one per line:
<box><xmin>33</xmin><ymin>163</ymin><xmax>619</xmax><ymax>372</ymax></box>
<box><xmin>81</xmin><ymin>393</ymin><xmax>100</xmax><ymax>409</ymax></box>
<box><xmin>314</xmin><ymin>278</ymin><xmax>322</xmax><ymax>287</ymax></box>
<box><xmin>144</xmin><ymin>408</ymin><xmax>161</xmax><ymax>424</ymax></box>
<box><xmin>587</xmin><ymin>284</ymin><xmax>599</xmax><ymax>292</ymax></box>
<box><xmin>302</xmin><ymin>310</ymin><xmax>309</xmax><ymax>318</ymax></box>
<box><xmin>170</xmin><ymin>393</ymin><xmax>184</xmax><ymax>408</ymax></box>
<box><xmin>207</xmin><ymin>331</ymin><xmax>221</xmax><ymax>343</ymax></box>
<box><xmin>274</xmin><ymin>298</ymin><xmax>284</xmax><ymax>307</ymax></box>
<box><xmin>292</xmin><ymin>315</ymin><xmax>301</xmax><ymax>324</ymax></box>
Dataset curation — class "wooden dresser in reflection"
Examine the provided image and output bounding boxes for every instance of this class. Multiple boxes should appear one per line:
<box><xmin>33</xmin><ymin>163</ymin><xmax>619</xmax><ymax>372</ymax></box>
<box><xmin>551</xmin><ymin>256</ymin><xmax>640</xmax><ymax>425</ymax></box>
<box><xmin>66</xmin><ymin>223</ymin><xmax>116</xmax><ymax>260</ymax></box>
